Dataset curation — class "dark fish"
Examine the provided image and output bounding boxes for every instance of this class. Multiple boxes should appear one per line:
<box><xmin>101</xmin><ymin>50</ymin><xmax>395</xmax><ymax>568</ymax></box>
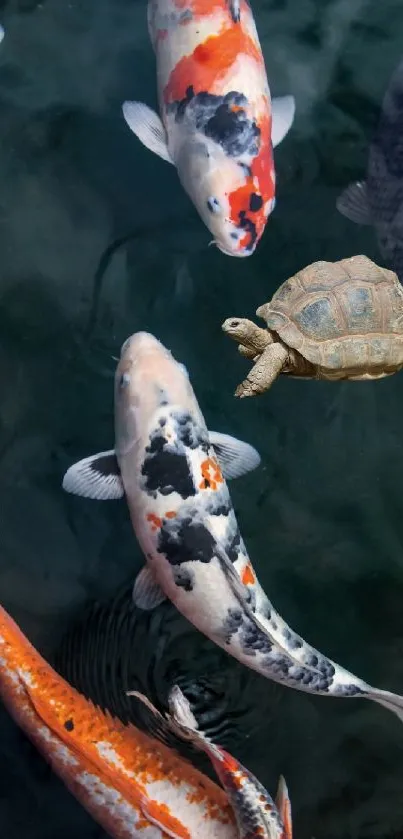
<box><xmin>337</xmin><ymin>58</ymin><xmax>403</xmax><ymax>281</ymax></box>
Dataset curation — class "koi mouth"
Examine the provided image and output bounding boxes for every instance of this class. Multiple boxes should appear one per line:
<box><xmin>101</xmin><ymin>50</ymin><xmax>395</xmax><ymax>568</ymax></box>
<box><xmin>209</xmin><ymin>239</ymin><xmax>254</xmax><ymax>258</ymax></box>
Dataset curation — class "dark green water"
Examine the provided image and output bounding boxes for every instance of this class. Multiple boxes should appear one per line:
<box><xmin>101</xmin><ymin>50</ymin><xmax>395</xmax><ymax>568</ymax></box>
<box><xmin>2</xmin><ymin>1</ymin><xmax>403</xmax><ymax>836</ymax></box>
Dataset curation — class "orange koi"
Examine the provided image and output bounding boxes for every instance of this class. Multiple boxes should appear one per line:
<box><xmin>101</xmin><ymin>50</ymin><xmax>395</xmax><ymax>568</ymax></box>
<box><xmin>0</xmin><ymin>604</ymin><xmax>238</xmax><ymax>839</ymax></box>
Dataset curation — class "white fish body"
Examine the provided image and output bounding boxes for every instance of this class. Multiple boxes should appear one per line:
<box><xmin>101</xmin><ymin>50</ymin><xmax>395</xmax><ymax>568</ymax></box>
<box><xmin>63</xmin><ymin>332</ymin><xmax>403</xmax><ymax>726</ymax></box>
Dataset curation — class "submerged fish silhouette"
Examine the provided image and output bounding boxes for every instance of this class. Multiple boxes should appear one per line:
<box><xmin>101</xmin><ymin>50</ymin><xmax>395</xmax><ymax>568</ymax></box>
<box><xmin>337</xmin><ymin>57</ymin><xmax>403</xmax><ymax>281</ymax></box>
<box><xmin>63</xmin><ymin>332</ymin><xmax>403</xmax><ymax>726</ymax></box>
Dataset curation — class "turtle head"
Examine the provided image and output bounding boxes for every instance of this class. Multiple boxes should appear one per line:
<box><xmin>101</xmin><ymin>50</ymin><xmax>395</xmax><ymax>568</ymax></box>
<box><xmin>222</xmin><ymin>318</ymin><xmax>273</xmax><ymax>353</ymax></box>
<box><xmin>222</xmin><ymin>318</ymin><xmax>258</xmax><ymax>343</ymax></box>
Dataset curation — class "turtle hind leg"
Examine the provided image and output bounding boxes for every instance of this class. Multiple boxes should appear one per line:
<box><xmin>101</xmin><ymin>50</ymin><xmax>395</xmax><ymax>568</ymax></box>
<box><xmin>235</xmin><ymin>344</ymin><xmax>288</xmax><ymax>398</ymax></box>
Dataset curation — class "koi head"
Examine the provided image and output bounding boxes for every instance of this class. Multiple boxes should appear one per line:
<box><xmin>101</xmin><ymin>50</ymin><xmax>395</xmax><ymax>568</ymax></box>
<box><xmin>176</xmin><ymin>138</ymin><xmax>263</xmax><ymax>256</ymax></box>
<box><xmin>114</xmin><ymin>332</ymin><xmax>199</xmax><ymax>461</ymax></box>
<box><xmin>175</xmin><ymin>135</ymin><xmax>274</xmax><ymax>258</ymax></box>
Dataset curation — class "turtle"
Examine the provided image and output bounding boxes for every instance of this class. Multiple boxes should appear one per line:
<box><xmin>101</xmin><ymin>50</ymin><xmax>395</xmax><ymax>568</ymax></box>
<box><xmin>222</xmin><ymin>254</ymin><xmax>403</xmax><ymax>398</ymax></box>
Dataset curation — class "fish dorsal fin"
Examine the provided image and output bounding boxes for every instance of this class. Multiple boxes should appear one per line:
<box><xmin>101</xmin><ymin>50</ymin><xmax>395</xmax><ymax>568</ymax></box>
<box><xmin>168</xmin><ymin>685</ymin><xmax>222</xmax><ymax>760</ymax></box>
<box><xmin>215</xmin><ymin>547</ymin><xmax>258</xmax><ymax>614</ymax></box>
<box><xmin>139</xmin><ymin>796</ymin><xmax>190</xmax><ymax>839</ymax></box>
<box><xmin>215</xmin><ymin>546</ymin><xmax>276</xmax><ymax>636</ymax></box>
<box><xmin>271</xmin><ymin>96</ymin><xmax>296</xmax><ymax>148</ymax></box>
<box><xmin>21</xmin><ymin>680</ymin><xmax>149</xmax><ymax>807</ymax></box>
<box><xmin>62</xmin><ymin>451</ymin><xmax>124</xmax><ymax>500</ymax></box>
<box><xmin>122</xmin><ymin>101</ymin><xmax>174</xmax><ymax>164</ymax></box>
<box><xmin>128</xmin><ymin>689</ymin><xmax>196</xmax><ymax>750</ymax></box>
<box><xmin>276</xmin><ymin>776</ymin><xmax>293</xmax><ymax>839</ymax></box>
<box><xmin>336</xmin><ymin>180</ymin><xmax>372</xmax><ymax>225</ymax></box>
<box><xmin>132</xmin><ymin>566</ymin><xmax>167</xmax><ymax>610</ymax></box>
<box><xmin>209</xmin><ymin>431</ymin><xmax>261</xmax><ymax>479</ymax></box>
<box><xmin>227</xmin><ymin>0</ymin><xmax>241</xmax><ymax>22</ymax></box>
<box><xmin>130</xmin><ymin>687</ymin><xmax>221</xmax><ymax>763</ymax></box>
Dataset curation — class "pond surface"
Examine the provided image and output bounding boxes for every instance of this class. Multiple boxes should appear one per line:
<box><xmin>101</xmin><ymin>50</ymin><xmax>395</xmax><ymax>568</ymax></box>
<box><xmin>1</xmin><ymin>1</ymin><xmax>403</xmax><ymax>837</ymax></box>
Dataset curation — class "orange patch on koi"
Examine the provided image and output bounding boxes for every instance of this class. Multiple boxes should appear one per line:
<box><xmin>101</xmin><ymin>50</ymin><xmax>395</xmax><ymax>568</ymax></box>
<box><xmin>250</xmin><ymin>111</ymin><xmax>272</xmax><ymax>187</ymax></box>
<box><xmin>0</xmin><ymin>606</ymin><xmax>236</xmax><ymax>835</ymax></box>
<box><xmin>164</xmin><ymin>26</ymin><xmax>263</xmax><ymax>103</ymax></box>
<box><xmin>146</xmin><ymin>512</ymin><xmax>162</xmax><ymax>531</ymax></box>
<box><xmin>241</xmin><ymin>563</ymin><xmax>256</xmax><ymax>586</ymax></box>
<box><xmin>220</xmin><ymin>750</ymin><xmax>239</xmax><ymax>773</ymax></box>
<box><xmin>199</xmin><ymin>457</ymin><xmax>224</xmax><ymax>491</ymax></box>
<box><xmin>165</xmin><ymin>510</ymin><xmax>177</xmax><ymax>519</ymax></box>
<box><xmin>228</xmin><ymin>112</ymin><xmax>273</xmax><ymax>251</ymax></box>
<box><xmin>173</xmin><ymin>0</ymin><xmax>230</xmax><ymax>15</ymax></box>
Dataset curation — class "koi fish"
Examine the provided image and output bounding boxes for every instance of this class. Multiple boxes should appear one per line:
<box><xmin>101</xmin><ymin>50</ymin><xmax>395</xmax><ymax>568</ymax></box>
<box><xmin>0</xmin><ymin>603</ymin><xmax>238</xmax><ymax>838</ymax></box>
<box><xmin>63</xmin><ymin>331</ymin><xmax>403</xmax><ymax>725</ymax></box>
<box><xmin>131</xmin><ymin>684</ymin><xmax>293</xmax><ymax>839</ymax></box>
<box><xmin>336</xmin><ymin>57</ymin><xmax>403</xmax><ymax>281</ymax></box>
<box><xmin>122</xmin><ymin>0</ymin><xmax>295</xmax><ymax>257</ymax></box>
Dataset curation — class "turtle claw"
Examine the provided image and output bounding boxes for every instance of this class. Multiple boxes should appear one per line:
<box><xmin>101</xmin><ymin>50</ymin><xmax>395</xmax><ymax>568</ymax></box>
<box><xmin>235</xmin><ymin>380</ymin><xmax>255</xmax><ymax>398</ymax></box>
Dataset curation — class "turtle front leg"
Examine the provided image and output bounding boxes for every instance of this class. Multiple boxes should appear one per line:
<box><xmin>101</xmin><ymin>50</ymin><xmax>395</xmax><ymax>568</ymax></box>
<box><xmin>238</xmin><ymin>344</ymin><xmax>258</xmax><ymax>360</ymax></box>
<box><xmin>235</xmin><ymin>344</ymin><xmax>288</xmax><ymax>398</ymax></box>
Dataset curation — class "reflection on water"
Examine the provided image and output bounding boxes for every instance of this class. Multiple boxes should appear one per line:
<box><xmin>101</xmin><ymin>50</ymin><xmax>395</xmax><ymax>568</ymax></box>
<box><xmin>1</xmin><ymin>1</ymin><xmax>403</xmax><ymax>837</ymax></box>
<box><xmin>54</xmin><ymin>582</ymin><xmax>283</xmax><ymax>772</ymax></box>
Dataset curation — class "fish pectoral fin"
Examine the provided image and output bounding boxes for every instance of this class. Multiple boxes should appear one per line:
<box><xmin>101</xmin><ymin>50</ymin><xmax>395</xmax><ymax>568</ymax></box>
<box><xmin>271</xmin><ymin>95</ymin><xmax>296</xmax><ymax>148</ymax></box>
<box><xmin>132</xmin><ymin>566</ymin><xmax>167</xmax><ymax>610</ymax></box>
<box><xmin>122</xmin><ymin>101</ymin><xmax>174</xmax><ymax>164</ymax></box>
<box><xmin>336</xmin><ymin>180</ymin><xmax>372</xmax><ymax>225</ymax></box>
<box><xmin>276</xmin><ymin>776</ymin><xmax>293</xmax><ymax>839</ymax></box>
<box><xmin>209</xmin><ymin>431</ymin><xmax>261</xmax><ymax>479</ymax></box>
<box><xmin>62</xmin><ymin>451</ymin><xmax>124</xmax><ymax>500</ymax></box>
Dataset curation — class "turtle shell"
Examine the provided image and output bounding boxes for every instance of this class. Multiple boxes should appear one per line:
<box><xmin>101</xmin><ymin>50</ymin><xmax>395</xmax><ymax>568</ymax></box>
<box><xmin>257</xmin><ymin>255</ymin><xmax>403</xmax><ymax>371</ymax></box>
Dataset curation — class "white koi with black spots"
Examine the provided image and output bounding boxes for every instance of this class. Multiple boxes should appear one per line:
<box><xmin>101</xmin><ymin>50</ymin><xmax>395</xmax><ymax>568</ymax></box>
<box><xmin>63</xmin><ymin>332</ymin><xmax>403</xmax><ymax>726</ymax></box>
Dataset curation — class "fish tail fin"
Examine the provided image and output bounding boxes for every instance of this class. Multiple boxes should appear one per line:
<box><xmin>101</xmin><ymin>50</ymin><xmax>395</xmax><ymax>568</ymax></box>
<box><xmin>367</xmin><ymin>686</ymin><xmax>403</xmax><ymax>724</ymax></box>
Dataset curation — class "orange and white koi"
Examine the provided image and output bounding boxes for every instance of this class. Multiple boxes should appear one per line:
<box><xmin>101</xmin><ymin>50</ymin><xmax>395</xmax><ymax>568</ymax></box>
<box><xmin>64</xmin><ymin>331</ymin><xmax>403</xmax><ymax>727</ymax></box>
<box><xmin>131</xmin><ymin>684</ymin><xmax>293</xmax><ymax>839</ymax></box>
<box><xmin>0</xmin><ymin>603</ymin><xmax>239</xmax><ymax>838</ymax></box>
<box><xmin>122</xmin><ymin>0</ymin><xmax>295</xmax><ymax>257</ymax></box>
